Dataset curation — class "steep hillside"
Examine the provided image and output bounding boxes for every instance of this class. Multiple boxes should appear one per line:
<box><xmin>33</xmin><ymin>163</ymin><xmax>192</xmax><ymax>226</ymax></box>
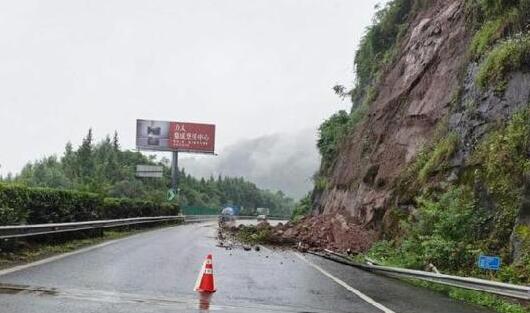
<box><xmin>303</xmin><ymin>0</ymin><xmax>529</xmax><ymax>280</ymax></box>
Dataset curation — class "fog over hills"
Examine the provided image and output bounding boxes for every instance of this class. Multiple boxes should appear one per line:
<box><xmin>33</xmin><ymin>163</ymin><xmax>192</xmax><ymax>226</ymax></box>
<box><xmin>180</xmin><ymin>128</ymin><xmax>319</xmax><ymax>199</ymax></box>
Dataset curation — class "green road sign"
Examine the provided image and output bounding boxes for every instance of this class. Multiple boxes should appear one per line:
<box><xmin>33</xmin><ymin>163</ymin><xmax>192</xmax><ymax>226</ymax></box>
<box><xmin>167</xmin><ymin>189</ymin><xmax>176</xmax><ymax>201</ymax></box>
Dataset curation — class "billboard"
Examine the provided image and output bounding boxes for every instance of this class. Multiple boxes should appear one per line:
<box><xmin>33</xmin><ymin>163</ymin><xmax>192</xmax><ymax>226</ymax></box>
<box><xmin>136</xmin><ymin>119</ymin><xmax>215</xmax><ymax>154</ymax></box>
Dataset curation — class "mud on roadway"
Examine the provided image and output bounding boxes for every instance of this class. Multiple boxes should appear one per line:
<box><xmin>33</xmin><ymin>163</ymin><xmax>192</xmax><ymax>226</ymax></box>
<box><xmin>218</xmin><ymin>216</ymin><xmax>375</xmax><ymax>254</ymax></box>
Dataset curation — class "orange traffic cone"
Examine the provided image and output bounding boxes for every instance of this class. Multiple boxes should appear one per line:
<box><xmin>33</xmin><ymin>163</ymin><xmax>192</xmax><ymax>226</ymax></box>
<box><xmin>194</xmin><ymin>254</ymin><xmax>216</xmax><ymax>293</ymax></box>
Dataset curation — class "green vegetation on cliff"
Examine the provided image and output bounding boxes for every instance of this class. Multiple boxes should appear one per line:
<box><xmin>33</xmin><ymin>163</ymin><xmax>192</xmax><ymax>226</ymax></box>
<box><xmin>366</xmin><ymin>107</ymin><xmax>530</xmax><ymax>313</ymax></box>
<box><xmin>354</xmin><ymin>0</ymin><xmax>416</xmax><ymax>91</ymax></box>
<box><xmin>476</xmin><ymin>34</ymin><xmax>530</xmax><ymax>91</ymax></box>
<box><xmin>317</xmin><ymin>110</ymin><xmax>350</xmax><ymax>170</ymax></box>
<box><xmin>318</xmin><ymin>0</ymin><xmax>415</xmax><ymax>174</ymax></box>
<box><xmin>291</xmin><ymin>192</ymin><xmax>312</xmax><ymax>221</ymax></box>
<box><xmin>417</xmin><ymin>133</ymin><xmax>459</xmax><ymax>184</ymax></box>
<box><xmin>369</xmin><ymin>107</ymin><xmax>530</xmax><ymax>282</ymax></box>
<box><xmin>467</xmin><ymin>0</ymin><xmax>530</xmax><ymax>91</ymax></box>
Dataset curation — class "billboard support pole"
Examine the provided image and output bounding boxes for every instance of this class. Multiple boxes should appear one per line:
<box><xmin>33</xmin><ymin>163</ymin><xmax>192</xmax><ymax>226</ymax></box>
<box><xmin>171</xmin><ymin>151</ymin><xmax>179</xmax><ymax>195</ymax></box>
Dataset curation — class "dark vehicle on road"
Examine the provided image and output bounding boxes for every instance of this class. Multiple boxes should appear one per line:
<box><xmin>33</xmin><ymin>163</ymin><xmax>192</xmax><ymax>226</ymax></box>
<box><xmin>218</xmin><ymin>207</ymin><xmax>236</xmax><ymax>226</ymax></box>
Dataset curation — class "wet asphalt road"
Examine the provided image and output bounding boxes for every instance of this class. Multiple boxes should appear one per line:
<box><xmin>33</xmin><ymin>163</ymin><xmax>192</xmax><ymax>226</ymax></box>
<box><xmin>0</xmin><ymin>221</ymin><xmax>495</xmax><ymax>313</ymax></box>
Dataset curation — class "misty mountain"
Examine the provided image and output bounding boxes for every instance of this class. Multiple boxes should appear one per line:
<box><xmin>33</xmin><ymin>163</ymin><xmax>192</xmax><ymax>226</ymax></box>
<box><xmin>180</xmin><ymin>128</ymin><xmax>320</xmax><ymax>199</ymax></box>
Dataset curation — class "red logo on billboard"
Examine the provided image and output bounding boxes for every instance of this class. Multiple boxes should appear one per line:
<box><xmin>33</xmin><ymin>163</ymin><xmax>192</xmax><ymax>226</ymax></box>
<box><xmin>168</xmin><ymin>122</ymin><xmax>215</xmax><ymax>153</ymax></box>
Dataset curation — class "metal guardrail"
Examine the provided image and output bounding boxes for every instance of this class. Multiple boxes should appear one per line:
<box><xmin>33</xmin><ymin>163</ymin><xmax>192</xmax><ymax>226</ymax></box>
<box><xmin>184</xmin><ymin>215</ymin><xmax>219</xmax><ymax>223</ymax></box>
<box><xmin>0</xmin><ymin>216</ymin><xmax>186</xmax><ymax>239</ymax></box>
<box><xmin>185</xmin><ymin>215</ymin><xmax>287</xmax><ymax>222</ymax></box>
<box><xmin>0</xmin><ymin>214</ymin><xmax>285</xmax><ymax>239</ymax></box>
<box><xmin>314</xmin><ymin>250</ymin><xmax>530</xmax><ymax>301</ymax></box>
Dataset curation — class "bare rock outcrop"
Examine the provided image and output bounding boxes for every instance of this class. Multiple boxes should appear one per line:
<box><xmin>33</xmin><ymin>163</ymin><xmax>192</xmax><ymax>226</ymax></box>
<box><xmin>315</xmin><ymin>0</ymin><xmax>468</xmax><ymax>233</ymax></box>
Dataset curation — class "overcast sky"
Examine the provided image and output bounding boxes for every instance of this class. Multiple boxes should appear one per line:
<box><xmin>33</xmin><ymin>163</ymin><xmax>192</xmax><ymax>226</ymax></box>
<box><xmin>0</xmin><ymin>0</ymin><xmax>385</xmax><ymax>197</ymax></box>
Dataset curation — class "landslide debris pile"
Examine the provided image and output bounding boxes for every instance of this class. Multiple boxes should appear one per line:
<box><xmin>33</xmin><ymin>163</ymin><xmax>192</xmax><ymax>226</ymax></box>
<box><xmin>278</xmin><ymin>216</ymin><xmax>375</xmax><ymax>252</ymax></box>
<box><xmin>222</xmin><ymin>219</ymin><xmax>374</xmax><ymax>253</ymax></box>
<box><xmin>218</xmin><ymin>221</ymin><xmax>294</xmax><ymax>251</ymax></box>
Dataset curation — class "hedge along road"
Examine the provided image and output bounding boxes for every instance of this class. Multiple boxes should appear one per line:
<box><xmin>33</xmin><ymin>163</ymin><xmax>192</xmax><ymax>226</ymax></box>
<box><xmin>0</xmin><ymin>221</ymin><xmax>495</xmax><ymax>313</ymax></box>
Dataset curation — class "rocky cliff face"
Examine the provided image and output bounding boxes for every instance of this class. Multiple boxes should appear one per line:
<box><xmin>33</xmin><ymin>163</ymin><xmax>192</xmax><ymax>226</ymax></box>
<box><xmin>309</xmin><ymin>0</ymin><xmax>530</xmax><ymax>258</ymax></box>
<box><xmin>315</xmin><ymin>0</ymin><xmax>469</xmax><ymax>226</ymax></box>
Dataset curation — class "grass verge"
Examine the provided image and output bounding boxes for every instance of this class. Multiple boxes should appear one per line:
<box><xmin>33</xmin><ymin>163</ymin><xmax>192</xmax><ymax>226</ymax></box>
<box><xmin>403</xmin><ymin>278</ymin><xmax>529</xmax><ymax>313</ymax></box>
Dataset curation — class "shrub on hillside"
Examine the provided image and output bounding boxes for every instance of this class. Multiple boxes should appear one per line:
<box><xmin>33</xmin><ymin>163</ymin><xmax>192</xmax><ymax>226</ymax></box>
<box><xmin>317</xmin><ymin>110</ymin><xmax>350</xmax><ymax>170</ymax></box>
<box><xmin>476</xmin><ymin>34</ymin><xmax>530</xmax><ymax>91</ymax></box>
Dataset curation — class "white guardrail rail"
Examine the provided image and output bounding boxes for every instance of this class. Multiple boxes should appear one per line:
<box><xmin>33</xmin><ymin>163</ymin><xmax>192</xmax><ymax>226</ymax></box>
<box><xmin>0</xmin><ymin>215</ymin><xmax>285</xmax><ymax>239</ymax></box>
<box><xmin>0</xmin><ymin>216</ymin><xmax>188</xmax><ymax>239</ymax></box>
<box><xmin>312</xmin><ymin>249</ymin><xmax>530</xmax><ymax>300</ymax></box>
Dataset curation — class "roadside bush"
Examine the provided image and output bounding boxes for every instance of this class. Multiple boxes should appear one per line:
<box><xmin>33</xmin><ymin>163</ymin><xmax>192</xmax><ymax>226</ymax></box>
<box><xmin>0</xmin><ymin>184</ymin><xmax>101</xmax><ymax>224</ymax></box>
<box><xmin>0</xmin><ymin>207</ymin><xmax>27</xmax><ymax>225</ymax></box>
<box><xmin>0</xmin><ymin>184</ymin><xmax>179</xmax><ymax>225</ymax></box>
<box><xmin>368</xmin><ymin>187</ymin><xmax>487</xmax><ymax>271</ymax></box>
<box><xmin>27</xmin><ymin>188</ymin><xmax>101</xmax><ymax>224</ymax></box>
<box><xmin>100</xmin><ymin>197</ymin><xmax>179</xmax><ymax>219</ymax></box>
<box><xmin>0</xmin><ymin>184</ymin><xmax>31</xmax><ymax>213</ymax></box>
<box><xmin>413</xmin><ymin>187</ymin><xmax>485</xmax><ymax>270</ymax></box>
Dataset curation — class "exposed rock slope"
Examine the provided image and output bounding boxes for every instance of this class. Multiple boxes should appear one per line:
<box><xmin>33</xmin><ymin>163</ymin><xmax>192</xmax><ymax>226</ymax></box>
<box><xmin>316</xmin><ymin>1</ymin><xmax>468</xmax><ymax>225</ymax></box>
<box><xmin>303</xmin><ymin>0</ymin><xmax>530</xmax><ymax>258</ymax></box>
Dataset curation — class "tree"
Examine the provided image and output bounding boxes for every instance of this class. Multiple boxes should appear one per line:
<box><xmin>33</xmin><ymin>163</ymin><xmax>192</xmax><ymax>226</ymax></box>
<box><xmin>77</xmin><ymin>128</ymin><xmax>95</xmax><ymax>183</ymax></box>
<box><xmin>18</xmin><ymin>156</ymin><xmax>71</xmax><ymax>188</ymax></box>
<box><xmin>62</xmin><ymin>142</ymin><xmax>77</xmax><ymax>180</ymax></box>
<box><xmin>11</xmin><ymin>128</ymin><xmax>295</xmax><ymax>217</ymax></box>
<box><xmin>291</xmin><ymin>192</ymin><xmax>312</xmax><ymax>220</ymax></box>
<box><xmin>112</xmin><ymin>131</ymin><xmax>120</xmax><ymax>151</ymax></box>
<box><xmin>317</xmin><ymin>110</ymin><xmax>350</xmax><ymax>169</ymax></box>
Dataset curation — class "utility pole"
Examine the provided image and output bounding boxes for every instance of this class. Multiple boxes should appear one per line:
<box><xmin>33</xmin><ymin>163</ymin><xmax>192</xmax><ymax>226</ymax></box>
<box><xmin>171</xmin><ymin>151</ymin><xmax>179</xmax><ymax>194</ymax></box>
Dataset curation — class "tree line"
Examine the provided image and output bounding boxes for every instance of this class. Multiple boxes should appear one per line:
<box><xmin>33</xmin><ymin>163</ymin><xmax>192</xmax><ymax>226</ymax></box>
<box><xmin>1</xmin><ymin>129</ymin><xmax>294</xmax><ymax>217</ymax></box>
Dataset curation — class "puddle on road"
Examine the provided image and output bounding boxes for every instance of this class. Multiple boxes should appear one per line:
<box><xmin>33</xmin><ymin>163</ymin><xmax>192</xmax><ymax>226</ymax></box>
<box><xmin>0</xmin><ymin>282</ymin><xmax>329</xmax><ymax>313</ymax></box>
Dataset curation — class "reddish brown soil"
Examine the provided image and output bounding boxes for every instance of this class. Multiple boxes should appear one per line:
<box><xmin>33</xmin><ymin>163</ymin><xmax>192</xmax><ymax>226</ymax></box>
<box><xmin>273</xmin><ymin>215</ymin><xmax>376</xmax><ymax>253</ymax></box>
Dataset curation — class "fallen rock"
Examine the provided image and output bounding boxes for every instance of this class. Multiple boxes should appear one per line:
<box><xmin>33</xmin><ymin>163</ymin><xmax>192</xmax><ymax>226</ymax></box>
<box><xmin>273</xmin><ymin>214</ymin><xmax>376</xmax><ymax>253</ymax></box>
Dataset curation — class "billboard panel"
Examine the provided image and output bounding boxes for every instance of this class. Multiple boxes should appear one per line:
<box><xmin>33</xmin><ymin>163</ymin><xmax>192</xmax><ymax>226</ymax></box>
<box><xmin>136</xmin><ymin>120</ymin><xmax>171</xmax><ymax>151</ymax></box>
<box><xmin>136</xmin><ymin>119</ymin><xmax>215</xmax><ymax>154</ymax></box>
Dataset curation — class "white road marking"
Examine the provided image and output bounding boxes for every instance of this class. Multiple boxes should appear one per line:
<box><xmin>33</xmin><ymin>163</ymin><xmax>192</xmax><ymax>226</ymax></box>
<box><xmin>259</xmin><ymin>245</ymin><xmax>274</xmax><ymax>253</ymax></box>
<box><xmin>0</xmin><ymin>226</ymin><xmax>180</xmax><ymax>277</ymax></box>
<box><xmin>295</xmin><ymin>253</ymin><xmax>396</xmax><ymax>313</ymax></box>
